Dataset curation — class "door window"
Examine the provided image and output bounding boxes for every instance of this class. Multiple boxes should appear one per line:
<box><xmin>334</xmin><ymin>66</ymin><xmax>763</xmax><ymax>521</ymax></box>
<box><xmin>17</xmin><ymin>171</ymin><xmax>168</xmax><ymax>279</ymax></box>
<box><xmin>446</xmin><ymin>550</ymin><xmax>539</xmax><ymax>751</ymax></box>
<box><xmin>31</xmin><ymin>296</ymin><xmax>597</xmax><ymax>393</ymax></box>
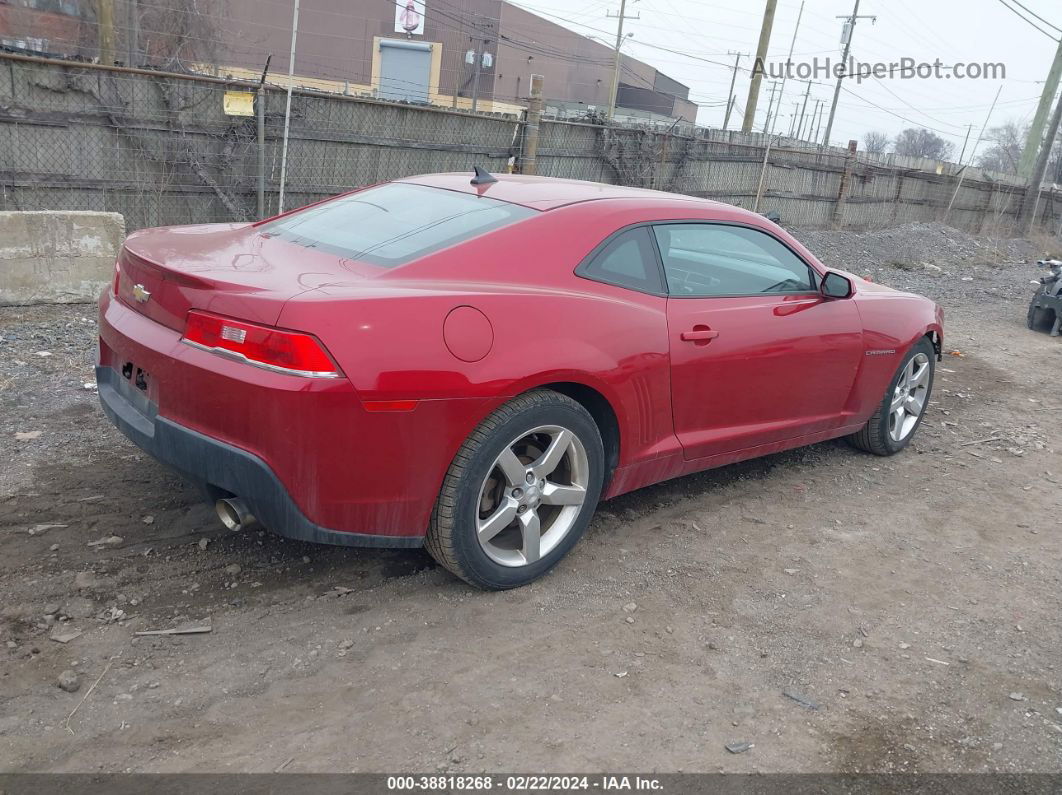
<box><xmin>654</xmin><ymin>224</ymin><xmax>815</xmax><ymax>297</ymax></box>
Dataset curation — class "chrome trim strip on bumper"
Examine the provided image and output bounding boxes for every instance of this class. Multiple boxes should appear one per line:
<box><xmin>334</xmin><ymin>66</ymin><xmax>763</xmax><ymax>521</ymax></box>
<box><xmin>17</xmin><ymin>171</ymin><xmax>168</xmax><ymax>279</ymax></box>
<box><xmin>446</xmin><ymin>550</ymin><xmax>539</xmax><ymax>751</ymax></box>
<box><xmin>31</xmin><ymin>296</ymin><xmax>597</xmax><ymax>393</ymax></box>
<box><xmin>181</xmin><ymin>340</ymin><xmax>342</xmax><ymax>379</ymax></box>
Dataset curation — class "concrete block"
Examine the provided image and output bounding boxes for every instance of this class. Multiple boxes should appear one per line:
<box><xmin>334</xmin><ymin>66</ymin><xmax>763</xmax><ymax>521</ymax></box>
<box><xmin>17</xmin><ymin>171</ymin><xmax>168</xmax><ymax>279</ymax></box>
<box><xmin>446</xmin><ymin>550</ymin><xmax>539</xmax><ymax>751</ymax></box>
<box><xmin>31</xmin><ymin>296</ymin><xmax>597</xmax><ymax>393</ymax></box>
<box><xmin>0</xmin><ymin>211</ymin><xmax>125</xmax><ymax>305</ymax></box>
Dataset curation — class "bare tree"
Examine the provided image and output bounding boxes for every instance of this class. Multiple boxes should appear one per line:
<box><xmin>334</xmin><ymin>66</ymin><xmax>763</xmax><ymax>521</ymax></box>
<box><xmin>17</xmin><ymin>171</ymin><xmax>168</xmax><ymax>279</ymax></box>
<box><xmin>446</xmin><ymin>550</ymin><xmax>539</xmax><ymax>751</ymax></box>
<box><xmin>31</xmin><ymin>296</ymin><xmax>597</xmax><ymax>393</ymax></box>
<box><xmin>892</xmin><ymin>127</ymin><xmax>954</xmax><ymax>161</ymax></box>
<box><xmin>137</xmin><ymin>0</ymin><xmax>227</xmax><ymax>73</ymax></box>
<box><xmin>862</xmin><ymin>131</ymin><xmax>890</xmax><ymax>154</ymax></box>
<box><xmin>976</xmin><ymin>120</ymin><xmax>1025</xmax><ymax>175</ymax></box>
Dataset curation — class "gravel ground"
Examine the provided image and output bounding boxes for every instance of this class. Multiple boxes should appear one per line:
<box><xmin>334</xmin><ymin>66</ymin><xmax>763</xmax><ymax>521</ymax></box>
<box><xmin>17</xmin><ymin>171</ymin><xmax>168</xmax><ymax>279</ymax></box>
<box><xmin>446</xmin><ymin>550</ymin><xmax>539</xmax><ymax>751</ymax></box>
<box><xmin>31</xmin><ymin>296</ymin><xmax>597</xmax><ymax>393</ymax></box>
<box><xmin>1</xmin><ymin>223</ymin><xmax>1061</xmax><ymax>774</ymax></box>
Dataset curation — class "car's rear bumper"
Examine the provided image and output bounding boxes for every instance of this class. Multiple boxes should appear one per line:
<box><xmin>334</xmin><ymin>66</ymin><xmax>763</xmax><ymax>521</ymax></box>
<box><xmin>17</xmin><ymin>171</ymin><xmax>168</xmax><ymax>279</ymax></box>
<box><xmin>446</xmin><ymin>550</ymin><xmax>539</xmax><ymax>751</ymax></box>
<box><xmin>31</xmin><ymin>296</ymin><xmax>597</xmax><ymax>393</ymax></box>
<box><xmin>96</xmin><ymin>365</ymin><xmax>422</xmax><ymax>548</ymax></box>
<box><xmin>96</xmin><ymin>290</ymin><xmax>495</xmax><ymax>548</ymax></box>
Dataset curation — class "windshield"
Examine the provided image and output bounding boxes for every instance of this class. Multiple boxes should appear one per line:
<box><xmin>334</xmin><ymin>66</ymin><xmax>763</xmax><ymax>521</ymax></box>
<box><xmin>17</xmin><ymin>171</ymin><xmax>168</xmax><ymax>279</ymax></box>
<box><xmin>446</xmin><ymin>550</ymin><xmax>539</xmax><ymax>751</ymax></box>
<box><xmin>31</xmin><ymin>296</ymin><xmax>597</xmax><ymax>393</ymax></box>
<box><xmin>260</xmin><ymin>183</ymin><xmax>536</xmax><ymax>267</ymax></box>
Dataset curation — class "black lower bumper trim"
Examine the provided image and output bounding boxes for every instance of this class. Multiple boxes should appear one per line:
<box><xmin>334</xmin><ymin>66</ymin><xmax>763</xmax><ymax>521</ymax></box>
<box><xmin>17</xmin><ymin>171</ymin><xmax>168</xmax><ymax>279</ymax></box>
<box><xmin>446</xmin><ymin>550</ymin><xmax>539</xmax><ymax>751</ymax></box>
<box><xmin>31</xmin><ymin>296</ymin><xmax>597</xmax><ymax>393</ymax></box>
<box><xmin>95</xmin><ymin>365</ymin><xmax>424</xmax><ymax>549</ymax></box>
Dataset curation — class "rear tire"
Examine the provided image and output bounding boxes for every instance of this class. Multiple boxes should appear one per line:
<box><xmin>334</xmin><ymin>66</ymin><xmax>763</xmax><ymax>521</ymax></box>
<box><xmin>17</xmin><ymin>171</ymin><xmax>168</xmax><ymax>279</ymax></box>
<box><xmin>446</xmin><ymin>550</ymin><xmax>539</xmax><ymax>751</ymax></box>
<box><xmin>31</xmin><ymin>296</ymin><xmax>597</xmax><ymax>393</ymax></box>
<box><xmin>1027</xmin><ymin>289</ymin><xmax>1055</xmax><ymax>332</ymax></box>
<box><xmin>426</xmin><ymin>389</ymin><xmax>604</xmax><ymax>590</ymax></box>
<box><xmin>847</xmin><ymin>338</ymin><xmax>935</xmax><ymax>456</ymax></box>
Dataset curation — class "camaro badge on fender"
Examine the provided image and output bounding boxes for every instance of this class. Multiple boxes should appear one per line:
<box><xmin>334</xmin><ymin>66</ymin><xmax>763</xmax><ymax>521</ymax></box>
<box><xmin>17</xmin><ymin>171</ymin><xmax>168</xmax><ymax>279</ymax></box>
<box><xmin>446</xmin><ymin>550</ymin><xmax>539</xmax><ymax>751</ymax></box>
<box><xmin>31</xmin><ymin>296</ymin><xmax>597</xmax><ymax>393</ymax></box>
<box><xmin>132</xmin><ymin>283</ymin><xmax>151</xmax><ymax>303</ymax></box>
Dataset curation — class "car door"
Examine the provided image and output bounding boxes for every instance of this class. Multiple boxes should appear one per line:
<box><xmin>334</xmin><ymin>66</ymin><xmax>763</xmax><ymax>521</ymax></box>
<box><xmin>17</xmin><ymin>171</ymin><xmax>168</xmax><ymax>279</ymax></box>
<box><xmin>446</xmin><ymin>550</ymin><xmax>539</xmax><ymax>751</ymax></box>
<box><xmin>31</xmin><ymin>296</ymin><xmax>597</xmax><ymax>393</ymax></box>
<box><xmin>657</xmin><ymin>221</ymin><xmax>864</xmax><ymax>461</ymax></box>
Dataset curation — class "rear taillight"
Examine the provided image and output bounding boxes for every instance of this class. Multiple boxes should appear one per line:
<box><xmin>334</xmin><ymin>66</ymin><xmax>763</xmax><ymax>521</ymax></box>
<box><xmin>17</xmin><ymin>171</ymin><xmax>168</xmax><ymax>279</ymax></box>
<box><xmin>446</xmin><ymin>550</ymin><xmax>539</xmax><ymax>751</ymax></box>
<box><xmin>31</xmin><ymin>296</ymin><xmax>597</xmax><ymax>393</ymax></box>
<box><xmin>181</xmin><ymin>310</ymin><xmax>342</xmax><ymax>379</ymax></box>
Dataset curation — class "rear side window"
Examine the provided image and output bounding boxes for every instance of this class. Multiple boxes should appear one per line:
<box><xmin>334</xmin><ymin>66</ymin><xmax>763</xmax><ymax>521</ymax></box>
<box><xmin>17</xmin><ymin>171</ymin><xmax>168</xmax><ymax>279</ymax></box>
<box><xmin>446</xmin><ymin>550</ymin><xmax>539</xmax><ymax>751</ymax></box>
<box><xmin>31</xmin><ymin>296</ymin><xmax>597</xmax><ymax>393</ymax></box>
<box><xmin>577</xmin><ymin>227</ymin><xmax>664</xmax><ymax>295</ymax></box>
<box><xmin>260</xmin><ymin>183</ymin><xmax>537</xmax><ymax>267</ymax></box>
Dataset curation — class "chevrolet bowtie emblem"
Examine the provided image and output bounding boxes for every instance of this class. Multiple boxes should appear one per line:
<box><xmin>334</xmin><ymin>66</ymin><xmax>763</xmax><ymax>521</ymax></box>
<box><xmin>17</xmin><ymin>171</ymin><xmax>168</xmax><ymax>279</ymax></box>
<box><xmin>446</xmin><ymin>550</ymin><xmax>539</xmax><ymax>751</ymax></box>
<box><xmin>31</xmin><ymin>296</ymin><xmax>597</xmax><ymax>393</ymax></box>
<box><xmin>132</xmin><ymin>283</ymin><xmax>151</xmax><ymax>303</ymax></box>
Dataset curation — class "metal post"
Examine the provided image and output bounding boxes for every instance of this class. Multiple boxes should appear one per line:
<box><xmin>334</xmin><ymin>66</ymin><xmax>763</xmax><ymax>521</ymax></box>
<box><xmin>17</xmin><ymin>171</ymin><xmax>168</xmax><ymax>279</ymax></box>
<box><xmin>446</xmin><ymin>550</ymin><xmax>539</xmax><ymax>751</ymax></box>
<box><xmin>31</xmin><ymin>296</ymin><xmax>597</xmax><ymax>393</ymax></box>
<box><xmin>753</xmin><ymin>135</ymin><xmax>776</xmax><ymax>212</ymax></box>
<box><xmin>945</xmin><ymin>85</ymin><xmax>1001</xmax><ymax>225</ymax></box>
<box><xmin>256</xmin><ymin>55</ymin><xmax>272</xmax><ymax>220</ymax></box>
<box><xmin>278</xmin><ymin>0</ymin><xmax>300</xmax><ymax>215</ymax></box>
<box><xmin>742</xmin><ymin>0</ymin><xmax>777</xmax><ymax>133</ymax></box>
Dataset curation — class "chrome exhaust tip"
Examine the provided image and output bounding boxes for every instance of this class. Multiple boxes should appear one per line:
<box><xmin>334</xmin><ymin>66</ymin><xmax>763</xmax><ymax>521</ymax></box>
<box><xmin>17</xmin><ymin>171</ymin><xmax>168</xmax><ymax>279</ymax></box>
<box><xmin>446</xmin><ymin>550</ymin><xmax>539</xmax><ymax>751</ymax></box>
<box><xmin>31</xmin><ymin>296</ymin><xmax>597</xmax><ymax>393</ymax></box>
<box><xmin>215</xmin><ymin>498</ymin><xmax>257</xmax><ymax>531</ymax></box>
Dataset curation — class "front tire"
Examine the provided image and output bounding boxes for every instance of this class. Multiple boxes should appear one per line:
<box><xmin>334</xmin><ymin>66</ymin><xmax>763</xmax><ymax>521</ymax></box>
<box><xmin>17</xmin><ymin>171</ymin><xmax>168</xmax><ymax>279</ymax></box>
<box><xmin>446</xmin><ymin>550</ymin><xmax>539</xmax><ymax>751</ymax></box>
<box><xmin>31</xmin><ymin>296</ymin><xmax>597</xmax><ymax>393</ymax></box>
<box><xmin>847</xmin><ymin>338</ymin><xmax>935</xmax><ymax>456</ymax></box>
<box><xmin>1027</xmin><ymin>289</ymin><xmax>1055</xmax><ymax>332</ymax></box>
<box><xmin>426</xmin><ymin>389</ymin><xmax>604</xmax><ymax>590</ymax></box>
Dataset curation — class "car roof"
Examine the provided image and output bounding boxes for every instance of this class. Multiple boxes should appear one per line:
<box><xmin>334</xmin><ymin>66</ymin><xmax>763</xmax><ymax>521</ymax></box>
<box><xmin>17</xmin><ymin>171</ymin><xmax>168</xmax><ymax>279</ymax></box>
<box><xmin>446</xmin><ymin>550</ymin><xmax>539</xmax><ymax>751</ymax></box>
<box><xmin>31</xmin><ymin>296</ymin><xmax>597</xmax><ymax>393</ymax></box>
<box><xmin>394</xmin><ymin>172</ymin><xmax>738</xmax><ymax>213</ymax></box>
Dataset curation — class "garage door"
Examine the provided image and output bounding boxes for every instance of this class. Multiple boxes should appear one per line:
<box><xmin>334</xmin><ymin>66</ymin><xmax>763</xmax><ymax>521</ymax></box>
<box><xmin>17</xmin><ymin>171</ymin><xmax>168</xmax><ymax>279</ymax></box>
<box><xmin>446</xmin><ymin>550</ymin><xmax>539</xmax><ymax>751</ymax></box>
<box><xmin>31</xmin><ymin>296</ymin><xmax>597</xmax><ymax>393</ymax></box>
<box><xmin>378</xmin><ymin>39</ymin><xmax>432</xmax><ymax>103</ymax></box>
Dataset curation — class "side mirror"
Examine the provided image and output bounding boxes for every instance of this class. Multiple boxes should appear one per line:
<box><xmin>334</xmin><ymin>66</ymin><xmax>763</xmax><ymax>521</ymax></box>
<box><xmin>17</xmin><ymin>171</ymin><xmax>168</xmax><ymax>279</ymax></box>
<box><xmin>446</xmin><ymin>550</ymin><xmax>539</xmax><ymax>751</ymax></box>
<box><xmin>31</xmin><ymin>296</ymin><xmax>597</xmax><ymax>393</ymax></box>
<box><xmin>821</xmin><ymin>271</ymin><xmax>853</xmax><ymax>299</ymax></box>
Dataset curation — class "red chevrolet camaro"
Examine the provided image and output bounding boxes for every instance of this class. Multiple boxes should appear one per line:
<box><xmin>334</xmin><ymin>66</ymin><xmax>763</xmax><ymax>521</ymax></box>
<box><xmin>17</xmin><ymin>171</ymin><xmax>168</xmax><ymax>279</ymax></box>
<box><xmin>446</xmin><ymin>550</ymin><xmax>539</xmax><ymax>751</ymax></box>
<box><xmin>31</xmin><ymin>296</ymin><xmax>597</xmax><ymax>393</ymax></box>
<box><xmin>97</xmin><ymin>171</ymin><xmax>943</xmax><ymax>589</ymax></box>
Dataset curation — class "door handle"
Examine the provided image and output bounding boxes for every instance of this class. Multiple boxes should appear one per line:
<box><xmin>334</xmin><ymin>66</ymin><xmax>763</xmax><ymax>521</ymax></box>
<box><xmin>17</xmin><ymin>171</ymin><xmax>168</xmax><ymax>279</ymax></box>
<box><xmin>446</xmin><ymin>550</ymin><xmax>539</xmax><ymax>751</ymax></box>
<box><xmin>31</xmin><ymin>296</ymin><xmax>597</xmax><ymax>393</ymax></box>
<box><xmin>680</xmin><ymin>328</ymin><xmax>720</xmax><ymax>342</ymax></box>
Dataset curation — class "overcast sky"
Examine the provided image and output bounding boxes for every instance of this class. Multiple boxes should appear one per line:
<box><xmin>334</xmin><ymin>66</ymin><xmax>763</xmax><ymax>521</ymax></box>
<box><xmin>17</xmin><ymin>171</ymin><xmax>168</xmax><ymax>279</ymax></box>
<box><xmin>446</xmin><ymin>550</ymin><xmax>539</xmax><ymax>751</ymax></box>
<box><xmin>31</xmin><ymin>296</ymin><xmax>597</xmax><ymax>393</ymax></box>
<box><xmin>512</xmin><ymin>0</ymin><xmax>1059</xmax><ymax>157</ymax></box>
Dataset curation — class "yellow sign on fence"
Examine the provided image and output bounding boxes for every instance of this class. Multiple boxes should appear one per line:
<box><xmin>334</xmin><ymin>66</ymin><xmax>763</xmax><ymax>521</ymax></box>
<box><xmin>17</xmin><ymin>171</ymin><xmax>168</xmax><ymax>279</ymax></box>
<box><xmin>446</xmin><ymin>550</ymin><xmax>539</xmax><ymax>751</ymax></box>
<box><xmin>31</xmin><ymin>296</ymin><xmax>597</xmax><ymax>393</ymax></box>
<box><xmin>223</xmin><ymin>91</ymin><xmax>255</xmax><ymax>117</ymax></box>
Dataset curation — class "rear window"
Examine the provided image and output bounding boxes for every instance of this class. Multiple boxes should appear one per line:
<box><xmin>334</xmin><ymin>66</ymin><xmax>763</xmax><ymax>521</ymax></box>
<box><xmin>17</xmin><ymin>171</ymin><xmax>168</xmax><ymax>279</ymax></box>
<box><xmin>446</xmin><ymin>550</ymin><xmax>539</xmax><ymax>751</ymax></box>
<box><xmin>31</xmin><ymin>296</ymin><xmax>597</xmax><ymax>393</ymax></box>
<box><xmin>260</xmin><ymin>183</ymin><xmax>536</xmax><ymax>267</ymax></box>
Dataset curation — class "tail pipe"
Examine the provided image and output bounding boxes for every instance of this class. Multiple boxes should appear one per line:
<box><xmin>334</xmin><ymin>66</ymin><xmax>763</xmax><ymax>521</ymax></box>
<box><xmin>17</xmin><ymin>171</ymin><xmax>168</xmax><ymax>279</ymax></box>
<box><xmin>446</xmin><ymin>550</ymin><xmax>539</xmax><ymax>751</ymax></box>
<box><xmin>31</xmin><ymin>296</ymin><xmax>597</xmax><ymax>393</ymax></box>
<box><xmin>215</xmin><ymin>497</ymin><xmax>258</xmax><ymax>531</ymax></box>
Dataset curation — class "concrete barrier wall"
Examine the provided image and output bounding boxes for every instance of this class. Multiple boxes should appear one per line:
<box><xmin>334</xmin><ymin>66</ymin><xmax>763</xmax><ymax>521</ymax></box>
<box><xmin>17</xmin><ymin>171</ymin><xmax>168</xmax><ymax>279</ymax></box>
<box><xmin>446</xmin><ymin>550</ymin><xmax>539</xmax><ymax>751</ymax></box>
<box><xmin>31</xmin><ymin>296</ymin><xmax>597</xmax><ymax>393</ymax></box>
<box><xmin>0</xmin><ymin>211</ymin><xmax>125</xmax><ymax>306</ymax></box>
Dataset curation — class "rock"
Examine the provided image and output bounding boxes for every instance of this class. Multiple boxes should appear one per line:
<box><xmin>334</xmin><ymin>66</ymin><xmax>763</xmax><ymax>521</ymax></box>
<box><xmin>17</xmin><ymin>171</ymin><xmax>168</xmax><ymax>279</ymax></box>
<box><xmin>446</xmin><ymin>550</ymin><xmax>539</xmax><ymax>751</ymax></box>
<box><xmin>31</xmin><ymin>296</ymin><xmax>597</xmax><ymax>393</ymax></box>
<box><xmin>338</xmin><ymin>639</ymin><xmax>354</xmax><ymax>650</ymax></box>
<box><xmin>57</xmin><ymin>670</ymin><xmax>80</xmax><ymax>693</ymax></box>
<box><xmin>1009</xmin><ymin>692</ymin><xmax>1026</xmax><ymax>701</ymax></box>
<box><xmin>783</xmin><ymin>568</ymin><xmax>799</xmax><ymax>575</ymax></box>
<box><xmin>198</xmin><ymin>538</ymin><xmax>209</xmax><ymax>550</ymax></box>
<box><xmin>622</xmin><ymin>602</ymin><xmax>638</xmax><ymax>613</ymax></box>
<box><xmin>782</xmin><ymin>688</ymin><xmax>820</xmax><ymax>710</ymax></box>
<box><xmin>49</xmin><ymin>544</ymin><xmax>59</xmax><ymax>552</ymax></box>
<box><xmin>142</xmin><ymin>515</ymin><xmax>155</xmax><ymax>525</ymax></box>
<box><xmin>14</xmin><ymin>430</ymin><xmax>42</xmax><ymax>440</ymax></box>
<box><xmin>74</xmin><ymin>571</ymin><xmax>100</xmax><ymax>590</ymax></box>
<box><xmin>899</xmin><ymin>642</ymin><xmax>911</xmax><ymax>650</ymax></box>
<box><xmin>725</xmin><ymin>742</ymin><xmax>753</xmax><ymax>754</ymax></box>
<box><xmin>992</xmin><ymin>742</ymin><xmax>1004</xmax><ymax>751</ymax></box>
<box><xmin>62</xmin><ymin>597</ymin><xmax>97</xmax><ymax>619</ymax></box>
<box><xmin>224</xmin><ymin>564</ymin><xmax>242</xmax><ymax>576</ymax></box>
<box><xmin>853</xmin><ymin>638</ymin><xmax>864</xmax><ymax>648</ymax></box>
<box><xmin>86</xmin><ymin>535</ymin><xmax>124</xmax><ymax>549</ymax></box>
<box><xmin>43</xmin><ymin>604</ymin><xmax>60</xmax><ymax>616</ymax></box>
<box><xmin>49</xmin><ymin>628</ymin><xmax>82</xmax><ymax>644</ymax></box>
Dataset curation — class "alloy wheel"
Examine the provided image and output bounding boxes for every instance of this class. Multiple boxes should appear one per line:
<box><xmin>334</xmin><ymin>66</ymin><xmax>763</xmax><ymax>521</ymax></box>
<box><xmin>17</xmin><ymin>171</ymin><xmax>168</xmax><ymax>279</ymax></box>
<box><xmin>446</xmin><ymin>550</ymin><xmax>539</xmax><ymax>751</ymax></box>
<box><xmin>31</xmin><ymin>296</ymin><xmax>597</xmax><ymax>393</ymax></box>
<box><xmin>888</xmin><ymin>352</ymin><xmax>931</xmax><ymax>442</ymax></box>
<box><xmin>476</xmin><ymin>425</ymin><xmax>590</xmax><ymax>567</ymax></box>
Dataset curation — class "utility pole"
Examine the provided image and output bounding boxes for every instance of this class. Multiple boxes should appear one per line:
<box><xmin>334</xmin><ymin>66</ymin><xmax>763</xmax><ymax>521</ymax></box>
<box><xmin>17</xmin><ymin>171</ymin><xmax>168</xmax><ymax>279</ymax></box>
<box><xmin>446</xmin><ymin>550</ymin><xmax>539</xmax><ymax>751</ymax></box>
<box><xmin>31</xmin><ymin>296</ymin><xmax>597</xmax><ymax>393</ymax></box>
<box><xmin>770</xmin><ymin>0</ymin><xmax>804</xmax><ymax>135</ymax></box>
<box><xmin>1019</xmin><ymin>37</ymin><xmax>1062</xmax><ymax>179</ymax></box>
<box><xmin>813</xmin><ymin>98</ymin><xmax>825</xmax><ymax>143</ymax></box>
<box><xmin>762</xmin><ymin>80</ymin><xmax>780</xmax><ymax>134</ymax></box>
<box><xmin>470</xmin><ymin>37</ymin><xmax>484</xmax><ymax>112</ymax></box>
<box><xmin>277</xmin><ymin>0</ymin><xmax>301</xmax><ymax>215</ymax></box>
<box><xmin>796</xmin><ymin>81</ymin><xmax>812</xmax><ymax>139</ymax></box>
<box><xmin>722</xmin><ymin>51</ymin><xmax>747</xmax><ymax>131</ymax></box>
<box><xmin>742</xmin><ymin>0</ymin><xmax>777</xmax><ymax>133</ymax></box>
<box><xmin>788</xmin><ymin>102</ymin><xmax>799</xmax><ymax>137</ymax></box>
<box><xmin>1024</xmin><ymin>87</ymin><xmax>1062</xmax><ymax>234</ymax></box>
<box><xmin>957</xmin><ymin>124</ymin><xmax>974</xmax><ymax>165</ymax></box>
<box><xmin>125</xmin><ymin>0</ymin><xmax>137</xmax><ymax>67</ymax></box>
<box><xmin>822</xmin><ymin>0</ymin><xmax>875</xmax><ymax>147</ymax></box>
<box><xmin>96</xmin><ymin>0</ymin><xmax>116</xmax><ymax>65</ymax></box>
<box><xmin>606</xmin><ymin>0</ymin><xmax>639</xmax><ymax>121</ymax></box>
<box><xmin>722</xmin><ymin>95</ymin><xmax>737</xmax><ymax>131</ymax></box>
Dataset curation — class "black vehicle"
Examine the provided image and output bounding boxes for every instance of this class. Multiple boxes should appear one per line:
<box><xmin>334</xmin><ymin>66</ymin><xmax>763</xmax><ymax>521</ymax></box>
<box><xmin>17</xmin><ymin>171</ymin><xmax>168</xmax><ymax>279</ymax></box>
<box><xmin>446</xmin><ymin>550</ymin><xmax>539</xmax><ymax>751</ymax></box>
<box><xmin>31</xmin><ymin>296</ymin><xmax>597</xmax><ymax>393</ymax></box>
<box><xmin>1027</xmin><ymin>258</ymin><xmax>1062</xmax><ymax>336</ymax></box>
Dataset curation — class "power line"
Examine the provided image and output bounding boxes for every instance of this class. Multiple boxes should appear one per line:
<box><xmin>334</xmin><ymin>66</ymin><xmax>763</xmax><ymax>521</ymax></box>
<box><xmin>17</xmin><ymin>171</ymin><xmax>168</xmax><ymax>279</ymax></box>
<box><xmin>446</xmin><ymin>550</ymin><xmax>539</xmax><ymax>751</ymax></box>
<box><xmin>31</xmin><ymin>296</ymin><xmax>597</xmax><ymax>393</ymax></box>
<box><xmin>1006</xmin><ymin>0</ymin><xmax>1062</xmax><ymax>34</ymax></box>
<box><xmin>992</xmin><ymin>0</ymin><xmax>1060</xmax><ymax>40</ymax></box>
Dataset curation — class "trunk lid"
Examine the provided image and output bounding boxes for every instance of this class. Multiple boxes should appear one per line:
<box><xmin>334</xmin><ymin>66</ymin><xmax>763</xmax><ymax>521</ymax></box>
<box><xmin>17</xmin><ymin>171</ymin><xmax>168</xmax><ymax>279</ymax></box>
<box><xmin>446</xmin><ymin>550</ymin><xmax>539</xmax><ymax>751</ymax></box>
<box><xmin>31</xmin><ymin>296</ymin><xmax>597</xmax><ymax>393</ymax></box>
<box><xmin>116</xmin><ymin>222</ymin><xmax>381</xmax><ymax>331</ymax></box>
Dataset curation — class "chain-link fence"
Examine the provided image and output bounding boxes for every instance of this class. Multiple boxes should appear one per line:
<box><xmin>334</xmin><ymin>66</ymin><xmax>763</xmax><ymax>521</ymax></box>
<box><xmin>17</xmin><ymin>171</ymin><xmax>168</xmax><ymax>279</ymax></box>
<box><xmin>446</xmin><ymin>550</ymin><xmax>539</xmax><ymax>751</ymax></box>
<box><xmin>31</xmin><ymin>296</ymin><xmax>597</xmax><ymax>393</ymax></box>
<box><xmin>2</xmin><ymin>53</ymin><xmax>1060</xmax><ymax>237</ymax></box>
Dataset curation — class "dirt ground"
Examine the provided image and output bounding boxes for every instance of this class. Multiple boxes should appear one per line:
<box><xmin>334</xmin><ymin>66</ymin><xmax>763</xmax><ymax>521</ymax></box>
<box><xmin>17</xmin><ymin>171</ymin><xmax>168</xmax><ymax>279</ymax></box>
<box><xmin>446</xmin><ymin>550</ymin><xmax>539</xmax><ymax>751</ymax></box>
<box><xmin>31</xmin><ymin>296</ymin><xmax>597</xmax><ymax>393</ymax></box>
<box><xmin>1</xmin><ymin>231</ymin><xmax>1061</xmax><ymax>774</ymax></box>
